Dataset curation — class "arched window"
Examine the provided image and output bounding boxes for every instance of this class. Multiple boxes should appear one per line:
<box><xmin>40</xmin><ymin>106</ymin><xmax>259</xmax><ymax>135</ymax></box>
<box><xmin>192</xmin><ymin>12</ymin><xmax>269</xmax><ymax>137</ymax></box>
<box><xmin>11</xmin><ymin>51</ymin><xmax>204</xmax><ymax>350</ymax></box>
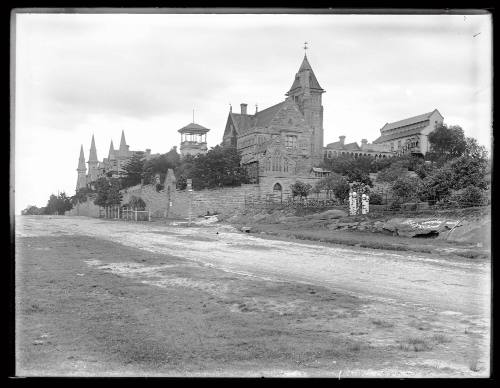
<box><xmin>328</xmin><ymin>151</ymin><xmax>332</xmax><ymax>158</ymax></box>
<box><xmin>273</xmin><ymin>182</ymin><xmax>283</xmax><ymax>203</ymax></box>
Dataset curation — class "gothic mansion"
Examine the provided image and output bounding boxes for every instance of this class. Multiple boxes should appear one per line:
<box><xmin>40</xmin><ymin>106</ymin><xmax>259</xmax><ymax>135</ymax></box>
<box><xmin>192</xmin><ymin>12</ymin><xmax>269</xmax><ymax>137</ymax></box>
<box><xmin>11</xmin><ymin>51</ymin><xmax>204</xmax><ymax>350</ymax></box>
<box><xmin>75</xmin><ymin>52</ymin><xmax>443</xmax><ymax>197</ymax></box>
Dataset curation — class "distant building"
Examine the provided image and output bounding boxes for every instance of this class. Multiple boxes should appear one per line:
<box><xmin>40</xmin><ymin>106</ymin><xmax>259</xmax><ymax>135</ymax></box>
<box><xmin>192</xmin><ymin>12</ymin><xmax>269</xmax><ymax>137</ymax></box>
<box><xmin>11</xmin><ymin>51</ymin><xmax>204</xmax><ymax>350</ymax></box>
<box><xmin>75</xmin><ymin>130</ymin><xmax>158</xmax><ymax>191</ymax></box>
<box><xmin>324</xmin><ymin>136</ymin><xmax>393</xmax><ymax>159</ymax></box>
<box><xmin>178</xmin><ymin>122</ymin><xmax>210</xmax><ymax>157</ymax></box>
<box><xmin>373</xmin><ymin>109</ymin><xmax>444</xmax><ymax>156</ymax></box>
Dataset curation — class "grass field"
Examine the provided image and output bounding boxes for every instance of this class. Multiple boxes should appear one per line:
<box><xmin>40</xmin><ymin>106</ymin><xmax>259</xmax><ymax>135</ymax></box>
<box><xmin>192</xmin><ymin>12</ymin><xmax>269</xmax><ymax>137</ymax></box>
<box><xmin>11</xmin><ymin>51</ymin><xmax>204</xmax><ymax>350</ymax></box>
<box><xmin>15</xmin><ymin>225</ymin><xmax>490</xmax><ymax>377</ymax></box>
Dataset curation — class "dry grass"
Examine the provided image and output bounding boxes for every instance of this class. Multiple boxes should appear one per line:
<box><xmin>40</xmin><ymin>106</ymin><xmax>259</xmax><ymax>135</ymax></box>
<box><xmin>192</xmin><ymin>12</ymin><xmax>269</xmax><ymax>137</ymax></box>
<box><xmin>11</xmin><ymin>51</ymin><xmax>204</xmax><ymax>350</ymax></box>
<box><xmin>370</xmin><ymin>318</ymin><xmax>394</xmax><ymax>328</ymax></box>
<box><xmin>398</xmin><ymin>336</ymin><xmax>433</xmax><ymax>352</ymax></box>
<box><xmin>431</xmin><ymin>333</ymin><xmax>452</xmax><ymax>344</ymax></box>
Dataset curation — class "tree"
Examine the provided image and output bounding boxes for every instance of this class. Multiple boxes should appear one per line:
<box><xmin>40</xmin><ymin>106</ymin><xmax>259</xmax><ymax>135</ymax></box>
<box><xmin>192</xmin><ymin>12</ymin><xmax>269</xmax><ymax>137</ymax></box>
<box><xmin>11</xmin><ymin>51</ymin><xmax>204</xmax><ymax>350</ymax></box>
<box><xmin>93</xmin><ymin>177</ymin><xmax>122</xmax><ymax>207</ymax></box>
<box><xmin>44</xmin><ymin>192</ymin><xmax>73</xmax><ymax>215</ymax></box>
<box><xmin>190</xmin><ymin>145</ymin><xmax>248</xmax><ymax>190</ymax></box>
<box><xmin>331</xmin><ymin>176</ymin><xmax>350</xmax><ymax>203</ymax></box>
<box><xmin>21</xmin><ymin>205</ymin><xmax>43</xmax><ymax>215</ymax></box>
<box><xmin>314</xmin><ymin>173</ymin><xmax>350</xmax><ymax>202</ymax></box>
<box><xmin>71</xmin><ymin>187</ymin><xmax>94</xmax><ymax>205</ymax></box>
<box><xmin>290</xmin><ymin>181</ymin><xmax>312</xmax><ymax>199</ymax></box>
<box><xmin>391</xmin><ymin>176</ymin><xmax>422</xmax><ymax>203</ymax></box>
<box><xmin>447</xmin><ymin>155</ymin><xmax>488</xmax><ymax>190</ymax></box>
<box><xmin>345</xmin><ymin>168</ymin><xmax>373</xmax><ymax>186</ymax></box>
<box><xmin>142</xmin><ymin>147</ymin><xmax>181</xmax><ymax>185</ymax></box>
<box><xmin>428</xmin><ymin>123</ymin><xmax>467</xmax><ymax>159</ymax></box>
<box><xmin>419</xmin><ymin>166</ymin><xmax>456</xmax><ymax>201</ymax></box>
<box><xmin>106</xmin><ymin>178</ymin><xmax>123</xmax><ymax>206</ymax></box>
<box><xmin>451</xmin><ymin>185</ymin><xmax>487</xmax><ymax>207</ymax></box>
<box><xmin>464</xmin><ymin>137</ymin><xmax>488</xmax><ymax>161</ymax></box>
<box><xmin>376</xmin><ymin>161</ymin><xmax>408</xmax><ymax>183</ymax></box>
<box><xmin>121</xmin><ymin>152</ymin><xmax>145</xmax><ymax>188</ymax></box>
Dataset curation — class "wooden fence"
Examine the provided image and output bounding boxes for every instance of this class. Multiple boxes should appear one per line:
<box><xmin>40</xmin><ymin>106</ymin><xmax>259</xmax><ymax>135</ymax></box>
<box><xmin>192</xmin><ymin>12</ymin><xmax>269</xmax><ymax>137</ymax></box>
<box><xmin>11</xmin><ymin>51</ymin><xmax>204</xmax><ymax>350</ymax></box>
<box><xmin>99</xmin><ymin>206</ymin><xmax>151</xmax><ymax>222</ymax></box>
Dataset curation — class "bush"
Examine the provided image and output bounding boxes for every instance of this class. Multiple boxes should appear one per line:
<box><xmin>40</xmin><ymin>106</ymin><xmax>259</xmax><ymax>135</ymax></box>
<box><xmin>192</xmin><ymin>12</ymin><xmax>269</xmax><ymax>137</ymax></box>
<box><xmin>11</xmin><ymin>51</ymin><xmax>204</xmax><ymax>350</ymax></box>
<box><xmin>290</xmin><ymin>181</ymin><xmax>312</xmax><ymax>198</ymax></box>
<box><xmin>391</xmin><ymin>176</ymin><xmax>422</xmax><ymax>203</ymax></box>
<box><xmin>369</xmin><ymin>193</ymin><xmax>383</xmax><ymax>205</ymax></box>
<box><xmin>450</xmin><ymin>185</ymin><xmax>486</xmax><ymax>207</ymax></box>
<box><xmin>127</xmin><ymin>196</ymin><xmax>146</xmax><ymax>210</ymax></box>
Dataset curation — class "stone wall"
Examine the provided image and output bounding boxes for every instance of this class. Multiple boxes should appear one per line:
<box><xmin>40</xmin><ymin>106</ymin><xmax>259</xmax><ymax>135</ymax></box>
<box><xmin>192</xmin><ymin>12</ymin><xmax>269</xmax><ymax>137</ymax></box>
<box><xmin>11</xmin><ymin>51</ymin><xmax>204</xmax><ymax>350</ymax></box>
<box><xmin>121</xmin><ymin>183</ymin><xmax>262</xmax><ymax>219</ymax></box>
<box><xmin>65</xmin><ymin>198</ymin><xmax>101</xmax><ymax>217</ymax></box>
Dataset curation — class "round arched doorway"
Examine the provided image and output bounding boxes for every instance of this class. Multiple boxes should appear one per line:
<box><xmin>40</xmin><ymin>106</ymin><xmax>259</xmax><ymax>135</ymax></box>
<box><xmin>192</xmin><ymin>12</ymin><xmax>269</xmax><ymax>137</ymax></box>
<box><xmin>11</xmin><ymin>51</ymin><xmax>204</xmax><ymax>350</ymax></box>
<box><xmin>273</xmin><ymin>182</ymin><xmax>283</xmax><ymax>203</ymax></box>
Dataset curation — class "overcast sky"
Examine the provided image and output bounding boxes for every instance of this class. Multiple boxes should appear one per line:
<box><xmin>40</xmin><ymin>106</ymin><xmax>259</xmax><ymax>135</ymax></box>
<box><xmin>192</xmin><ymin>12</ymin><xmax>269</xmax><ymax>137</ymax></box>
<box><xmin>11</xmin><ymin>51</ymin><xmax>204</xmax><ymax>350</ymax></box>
<box><xmin>14</xmin><ymin>11</ymin><xmax>492</xmax><ymax>214</ymax></box>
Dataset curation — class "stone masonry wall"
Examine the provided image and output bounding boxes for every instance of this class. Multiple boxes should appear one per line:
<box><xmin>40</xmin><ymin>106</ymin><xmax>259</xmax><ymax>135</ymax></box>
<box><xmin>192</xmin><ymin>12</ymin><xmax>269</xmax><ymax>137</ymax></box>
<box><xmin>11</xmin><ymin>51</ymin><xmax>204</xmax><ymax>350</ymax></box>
<box><xmin>121</xmin><ymin>183</ymin><xmax>262</xmax><ymax>219</ymax></box>
<box><xmin>65</xmin><ymin>198</ymin><xmax>101</xmax><ymax>217</ymax></box>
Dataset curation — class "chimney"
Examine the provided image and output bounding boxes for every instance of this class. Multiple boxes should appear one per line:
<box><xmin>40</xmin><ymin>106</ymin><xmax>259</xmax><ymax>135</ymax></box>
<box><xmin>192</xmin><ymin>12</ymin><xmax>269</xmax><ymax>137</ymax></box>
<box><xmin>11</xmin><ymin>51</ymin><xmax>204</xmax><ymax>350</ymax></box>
<box><xmin>240</xmin><ymin>103</ymin><xmax>248</xmax><ymax>115</ymax></box>
<box><xmin>146</xmin><ymin>148</ymin><xmax>151</xmax><ymax>155</ymax></box>
<box><xmin>339</xmin><ymin>136</ymin><xmax>346</xmax><ymax>146</ymax></box>
<box><xmin>361</xmin><ymin>139</ymin><xmax>367</xmax><ymax>146</ymax></box>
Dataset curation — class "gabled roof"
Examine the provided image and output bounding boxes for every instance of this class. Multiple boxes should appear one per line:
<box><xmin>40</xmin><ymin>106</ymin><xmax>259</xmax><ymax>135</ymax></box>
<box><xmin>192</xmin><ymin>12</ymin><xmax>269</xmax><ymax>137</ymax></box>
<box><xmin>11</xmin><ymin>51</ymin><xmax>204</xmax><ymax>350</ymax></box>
<box><xmin>178</xmin><ymin>122</ymin><xmax>210</xmax><ymax>134</ymax></box>
<box><xmin>254</xmin><ymin>101</ymin><xmax>287</xmax><ymax>128</ymax></box>
<box><xmin>373</xmin><ymin>109</ymin><xmax>442</xmax><ymax>144</ymax></box>
<box><xmin>325</xmin><ymin>141</ymin><xmax>360</xmax><ymax>151</ymax></box>
<box><xmin>381</xmin><ymin>109</ymin><xmax>441</xmax><ymax>132</ymax></box>
<box><xmin>228</xmin><ymin>101</ymin><xmax>290</xmax><ymax>135</ymax></box>
<box><xmin>229</xmin><ymin>113</ymin><xmax>255</xmax><ymax>134</ymax></box>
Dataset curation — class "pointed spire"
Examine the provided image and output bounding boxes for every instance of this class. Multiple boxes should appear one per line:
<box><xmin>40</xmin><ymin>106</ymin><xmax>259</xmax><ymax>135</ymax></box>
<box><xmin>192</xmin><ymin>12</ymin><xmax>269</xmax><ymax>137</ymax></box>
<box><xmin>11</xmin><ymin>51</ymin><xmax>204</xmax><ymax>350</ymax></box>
<box><xmin>119</xmin><ymin>130</ymin><xmax>127</xmax><ymax>151</ymax></box>
<box><xmin>88</xmin><ymin>134</ymin><xmax>98</xmax><ymax>162</ymax></box>
<box><xmin>77</xmin><ymin>145</ymin><xmax>86</xmax><ymax>170</ymax></box>
<box><xmin>286</xmin><ymin>52</ymin><xmax>324</xmax><ymax>96</ymax></box>
<box><xmin>108</xmin><ymin>140</ymin><xmax>115</xmax><ymax>160</ymax></box>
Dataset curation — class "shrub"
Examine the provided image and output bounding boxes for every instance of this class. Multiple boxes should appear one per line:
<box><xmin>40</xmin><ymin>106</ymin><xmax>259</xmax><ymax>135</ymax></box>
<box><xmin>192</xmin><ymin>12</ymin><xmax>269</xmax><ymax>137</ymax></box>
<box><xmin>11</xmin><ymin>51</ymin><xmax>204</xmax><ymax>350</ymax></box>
<box><xmin>369</xmin><ymin>193</ymin><xmax>383</xmax><ymax>205</ymax></box>
<box><xmin>127</xmin><ymin>196</ymin><xmax>146</xmax><ymax>210</ymax></box>
<box><xmin>450</xmin><ymin>185</ymin><xmax>486</xmax><ymax>207</ymax></box>
<box><xmin>290</xmin><ymin>181</ymin><xmax>312</xmax><ymax>198</ymax></box>
<box><xmin>391</xmin><ymin>176</ymin><xmax>422</xmax><ymax>203</ymax></box>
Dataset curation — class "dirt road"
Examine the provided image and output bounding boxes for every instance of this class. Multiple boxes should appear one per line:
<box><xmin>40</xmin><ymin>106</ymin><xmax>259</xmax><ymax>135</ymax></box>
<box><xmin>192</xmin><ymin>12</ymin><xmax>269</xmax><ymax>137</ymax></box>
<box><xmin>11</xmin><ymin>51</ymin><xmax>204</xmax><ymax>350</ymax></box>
<box><xmin>15</xmin><ymin>216</ymin><xmax>491</xmax><ymax>377</ymax></box>
<box><xmin>17</xmin><ymin>216</ymin><xmax>489</xmax><ymax>315</ymax></box>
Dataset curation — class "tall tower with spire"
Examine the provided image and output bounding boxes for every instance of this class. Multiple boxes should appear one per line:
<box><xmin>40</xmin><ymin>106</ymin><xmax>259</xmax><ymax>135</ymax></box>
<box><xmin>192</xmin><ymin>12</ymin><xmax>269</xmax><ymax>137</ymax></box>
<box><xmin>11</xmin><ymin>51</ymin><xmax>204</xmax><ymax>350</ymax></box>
<box><xmin>118</xmin><ymin>130</ymin><xmax>129</xmax><ymax>157</ymax></box>
<box><xmin>87</xmin><ymin>134</ymin><xmax>99</xmax><ymax>182</ymax></box>
<box><xmin>285</xmin><ymin>46</ymin><xmax>325</xmax><ymax>163</ymax></box>
<box><xmin>76</xmin><ymin>145</ymin><xmax>87</xmax><ymax>190</ymax></box>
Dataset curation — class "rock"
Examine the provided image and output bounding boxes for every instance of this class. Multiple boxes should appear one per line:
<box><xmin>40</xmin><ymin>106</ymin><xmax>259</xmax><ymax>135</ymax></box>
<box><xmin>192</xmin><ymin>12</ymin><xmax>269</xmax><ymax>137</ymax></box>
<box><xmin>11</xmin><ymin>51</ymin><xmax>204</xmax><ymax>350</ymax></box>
<box><xmin>241</xmin><ymin>226</ymin><xmax>252</xmax><ymax>233</ymax></box>
<box><xmin>384</xmin><ymin>217</ymin><xmax>460</xmax><ymax>238</ymax></box>
<box><xmin>311</xmin><ymin>209</ymin><xmax>348</xmax><ymax>220</ymax></box>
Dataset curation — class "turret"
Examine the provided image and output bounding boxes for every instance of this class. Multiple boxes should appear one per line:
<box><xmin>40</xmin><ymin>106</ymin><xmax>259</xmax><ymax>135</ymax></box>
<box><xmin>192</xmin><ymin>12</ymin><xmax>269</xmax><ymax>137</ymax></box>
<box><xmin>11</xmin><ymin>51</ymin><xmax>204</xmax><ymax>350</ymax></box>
<box><xmin>108</xmin><ymin>140</ymin><xmax>115</xmax><ymax>160</ymax></box>
<box><xmin>178</xmin><ymin>122</ymin><xmax>210</xmax><ymax>157</ymax></box>
<box><xmin>286</xmin><ymin>53</ymin><xmax>325</xmax><ymax>164</ymax></box>
<box><xmin>76</xmin><ymin>145</ymin><xmax>87</xmax><ymax>190</ymax></box>
<box><xmin>87</xmin><ymin>134</ymin><xmax>99</xmax><ymax>182</ymax></box>
<box><xmin>119</xmin><ymin>130</ymin><xmax>130</xmax><ymax>156</ymax></box>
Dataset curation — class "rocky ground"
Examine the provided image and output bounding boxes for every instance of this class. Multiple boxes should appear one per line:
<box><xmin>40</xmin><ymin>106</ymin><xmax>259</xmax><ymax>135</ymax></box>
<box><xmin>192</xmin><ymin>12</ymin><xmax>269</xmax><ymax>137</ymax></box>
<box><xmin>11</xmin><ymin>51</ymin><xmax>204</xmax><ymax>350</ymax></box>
<box><xmin>223</xmin><ymin>206</ymin><xmax>490</xmax><ymax>259</ymax></box>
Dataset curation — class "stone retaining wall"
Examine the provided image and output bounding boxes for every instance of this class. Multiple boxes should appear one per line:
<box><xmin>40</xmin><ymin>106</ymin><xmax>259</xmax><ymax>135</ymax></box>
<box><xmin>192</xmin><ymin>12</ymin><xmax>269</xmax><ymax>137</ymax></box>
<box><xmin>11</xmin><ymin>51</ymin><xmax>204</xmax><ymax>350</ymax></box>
<box><xmin>121</xmin><ymin>183</ymin><xmax>262</xmax><ymax>219</ymax></box>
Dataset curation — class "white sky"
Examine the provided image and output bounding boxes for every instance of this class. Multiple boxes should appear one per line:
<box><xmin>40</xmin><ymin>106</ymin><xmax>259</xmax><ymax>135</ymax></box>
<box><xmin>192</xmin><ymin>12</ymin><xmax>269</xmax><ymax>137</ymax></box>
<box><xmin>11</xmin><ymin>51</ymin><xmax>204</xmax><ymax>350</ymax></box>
<box><xmin>13</xmin><ymin>12</ymin><xmax>492</xmax><ymax>214</ymax></box>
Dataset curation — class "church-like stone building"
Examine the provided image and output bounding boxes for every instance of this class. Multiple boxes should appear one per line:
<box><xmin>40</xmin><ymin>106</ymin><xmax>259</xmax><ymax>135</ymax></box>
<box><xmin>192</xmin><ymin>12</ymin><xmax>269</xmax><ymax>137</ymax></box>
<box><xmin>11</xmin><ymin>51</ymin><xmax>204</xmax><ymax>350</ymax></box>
<box><xmin>222</xmin><ymin>54</ymin><xmax>328</xmax><ymax>199</ymax></box>
<box><xmin>76</xmin><ymin>130</ymin><xmax>157</xmax><ymax>191</ymax></box>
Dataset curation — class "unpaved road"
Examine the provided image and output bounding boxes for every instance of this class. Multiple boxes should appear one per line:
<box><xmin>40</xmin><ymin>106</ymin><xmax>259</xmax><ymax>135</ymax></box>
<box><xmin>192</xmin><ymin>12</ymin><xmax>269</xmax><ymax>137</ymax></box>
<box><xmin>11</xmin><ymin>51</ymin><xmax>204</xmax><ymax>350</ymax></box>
<box><xmin>15</xmin><ymin>216</ymin><xmax>491</xmax><ymax>377</ymax></box>
<box><xmin>17</xmin><ymin>216</ymin><xmax>490</xmax><ymax>316</ymax></box>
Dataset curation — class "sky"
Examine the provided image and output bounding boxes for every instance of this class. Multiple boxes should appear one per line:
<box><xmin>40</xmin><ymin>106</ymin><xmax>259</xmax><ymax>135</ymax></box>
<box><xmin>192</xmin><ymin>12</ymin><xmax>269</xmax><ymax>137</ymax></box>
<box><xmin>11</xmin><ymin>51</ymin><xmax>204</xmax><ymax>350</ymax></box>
<box><xmin>13</xmin><ymin>11</ymin><xmax>492</xmax><ymax>214</ymax></box>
